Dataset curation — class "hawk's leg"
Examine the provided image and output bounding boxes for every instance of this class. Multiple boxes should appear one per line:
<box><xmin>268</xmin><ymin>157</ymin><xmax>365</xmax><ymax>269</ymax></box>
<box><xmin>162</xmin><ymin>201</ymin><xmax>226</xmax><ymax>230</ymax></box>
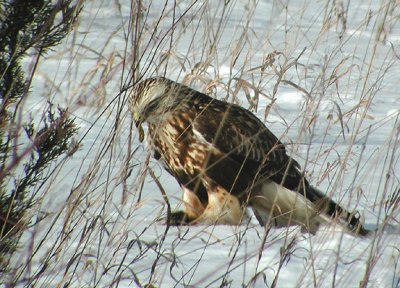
<box><xmin>163</xmin><ymin>186</ymin><xmax>245</xmax><ymax>225</ymax></box>
<box><xmin>182</xmin><ymin>186</ymin><xmax>206</xmax><ymax>220</ymax></box>
<box><xmin>162</xmin><ymin>187</ymin><xmax>206</xmax><ymax>226</ymax></box>
<box><xmin>194</xmin><ymin>186</ymin><xmax>245</xmax><ymax>225</ymax></box>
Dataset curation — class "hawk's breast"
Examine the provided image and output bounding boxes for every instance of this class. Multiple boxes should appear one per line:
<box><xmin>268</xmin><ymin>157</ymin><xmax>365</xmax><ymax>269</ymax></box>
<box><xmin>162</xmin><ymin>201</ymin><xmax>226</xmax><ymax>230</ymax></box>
<box><xmin>148</xmin><ymin>112</ymin><xmax>217</xmax><ymax>179</ymax></box>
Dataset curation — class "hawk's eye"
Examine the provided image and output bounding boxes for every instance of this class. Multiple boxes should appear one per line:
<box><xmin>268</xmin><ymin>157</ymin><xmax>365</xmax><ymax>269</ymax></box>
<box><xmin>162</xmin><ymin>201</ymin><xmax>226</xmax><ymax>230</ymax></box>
<box><xmin>145</xmin><ymin>98</ymin><xmax>160</xmax><ymax>114</ymax></box>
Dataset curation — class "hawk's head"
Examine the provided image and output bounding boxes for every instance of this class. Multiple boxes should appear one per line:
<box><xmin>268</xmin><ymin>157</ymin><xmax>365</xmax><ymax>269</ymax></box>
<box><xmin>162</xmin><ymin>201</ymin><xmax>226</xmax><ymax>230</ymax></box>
<box><xmin>130</xmin><ymin>77</ymin><xmax>167</xmax><ymax>123</ymax></box>
<box><xmin>129</xmin><ymin>76</ymin><xmax>188</xmax><ymax>141</ymax></box>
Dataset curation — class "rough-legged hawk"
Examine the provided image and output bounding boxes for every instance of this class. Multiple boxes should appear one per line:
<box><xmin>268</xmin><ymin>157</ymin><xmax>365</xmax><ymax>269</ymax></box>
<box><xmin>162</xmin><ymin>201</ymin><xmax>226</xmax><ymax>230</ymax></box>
<box><xmin>130</xmin><ymin>76</ymin><xmax>368</xmax><ymax>235</ymax></box>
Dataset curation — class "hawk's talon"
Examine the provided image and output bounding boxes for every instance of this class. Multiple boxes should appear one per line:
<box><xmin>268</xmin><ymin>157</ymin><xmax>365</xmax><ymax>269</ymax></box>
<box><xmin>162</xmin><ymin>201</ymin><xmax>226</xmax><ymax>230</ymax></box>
<box><xmin>164</xmin><ymin>211</ymin><xmax>193</xmax><ymax>226</ymax></box>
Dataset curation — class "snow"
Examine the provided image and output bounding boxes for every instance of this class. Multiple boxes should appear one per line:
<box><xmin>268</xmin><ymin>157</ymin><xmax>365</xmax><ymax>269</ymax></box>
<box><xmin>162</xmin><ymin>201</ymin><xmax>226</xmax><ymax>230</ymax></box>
<box><xmin>6</xmin><ymin>0</ymin><xmax>400</xmax><ymax>287</ymax></box>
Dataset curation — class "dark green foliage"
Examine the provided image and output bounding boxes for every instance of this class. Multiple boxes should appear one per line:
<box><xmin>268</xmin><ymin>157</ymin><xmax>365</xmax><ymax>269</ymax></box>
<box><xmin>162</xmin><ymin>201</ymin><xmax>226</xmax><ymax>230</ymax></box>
<box><xmin>0</xmin><ymin>0</ymin><xmax>80</xmax><ymax>273</ymax></box>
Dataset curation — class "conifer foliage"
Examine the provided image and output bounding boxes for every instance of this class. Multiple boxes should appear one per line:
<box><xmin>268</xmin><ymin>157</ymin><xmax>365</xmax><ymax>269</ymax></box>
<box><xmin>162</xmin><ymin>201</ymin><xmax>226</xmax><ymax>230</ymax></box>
<box><xmin>0</xmin><ymin>0</ymin><xmax>80</xmax><ymax>272</ymax></box>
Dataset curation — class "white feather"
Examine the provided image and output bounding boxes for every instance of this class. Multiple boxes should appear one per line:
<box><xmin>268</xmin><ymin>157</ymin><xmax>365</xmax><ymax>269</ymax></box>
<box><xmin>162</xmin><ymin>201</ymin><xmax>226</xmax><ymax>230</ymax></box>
<box><xmin>250</xmin><ymin>181</ymin><xmax>331</xmax><ymax>233</ymax></box>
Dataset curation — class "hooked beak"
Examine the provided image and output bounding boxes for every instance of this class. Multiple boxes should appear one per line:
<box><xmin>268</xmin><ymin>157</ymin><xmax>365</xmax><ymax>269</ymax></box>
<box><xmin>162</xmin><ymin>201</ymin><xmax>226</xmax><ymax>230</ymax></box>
<box><xmin>133</xmin><ymin>111</ymin><xmax>145</xmax><ymax>143</ymax></box>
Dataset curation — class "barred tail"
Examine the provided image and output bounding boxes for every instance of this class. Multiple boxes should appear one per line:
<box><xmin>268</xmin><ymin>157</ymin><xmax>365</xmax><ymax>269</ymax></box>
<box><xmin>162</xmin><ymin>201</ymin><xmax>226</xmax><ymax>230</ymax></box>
<box><xmin>306</xmin><ymin>185</ymin><xmax>370</xmax><ymax>236</ymax></box>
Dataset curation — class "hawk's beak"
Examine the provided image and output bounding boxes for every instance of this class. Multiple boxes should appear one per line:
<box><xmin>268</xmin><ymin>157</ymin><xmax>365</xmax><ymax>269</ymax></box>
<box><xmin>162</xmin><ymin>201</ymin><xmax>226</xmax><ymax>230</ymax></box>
<box><xmin>133</xmin><ymin>111</ymin><xmax>145</xmax><ymax>143</ymax></box>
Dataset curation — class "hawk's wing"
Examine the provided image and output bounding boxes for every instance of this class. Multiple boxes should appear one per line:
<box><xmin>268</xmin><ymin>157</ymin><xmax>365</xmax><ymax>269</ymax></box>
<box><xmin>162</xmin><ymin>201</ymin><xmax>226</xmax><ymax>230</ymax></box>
<box><xmin>190</xmin><ymin>93</ymin><xmax>305</xmax><ymax>198</ymax></box>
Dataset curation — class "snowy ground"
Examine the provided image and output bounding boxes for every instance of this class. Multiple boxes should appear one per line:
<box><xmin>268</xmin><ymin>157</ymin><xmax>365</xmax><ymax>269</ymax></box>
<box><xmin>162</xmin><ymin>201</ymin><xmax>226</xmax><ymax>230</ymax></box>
<box><xmin>7</xmin><ymin>0</ymin><xmax>400</xmax><ymax>287</ymax></box>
